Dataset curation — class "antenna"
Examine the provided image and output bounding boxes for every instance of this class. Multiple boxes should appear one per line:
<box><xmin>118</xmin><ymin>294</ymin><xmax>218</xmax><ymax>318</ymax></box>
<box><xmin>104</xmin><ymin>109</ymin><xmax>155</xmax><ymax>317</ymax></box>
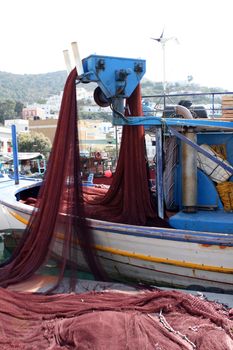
<box><xmin>151</xmin><ymin>30</ymin><xmax>179</xmax><ymax>93</ymax></box>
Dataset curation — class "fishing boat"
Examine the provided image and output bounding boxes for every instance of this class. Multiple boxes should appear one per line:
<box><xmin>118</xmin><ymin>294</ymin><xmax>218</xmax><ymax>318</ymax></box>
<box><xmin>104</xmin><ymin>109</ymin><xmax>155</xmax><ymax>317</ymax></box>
<box><xmin>0</xmin><ymin>53</ymin><xmax>233</xmax><ymax>293</ymax></box>
<box><xmin>0</xmin><ymin>152</ymin><xmax>46</xmax><ymax>177</ymax></box>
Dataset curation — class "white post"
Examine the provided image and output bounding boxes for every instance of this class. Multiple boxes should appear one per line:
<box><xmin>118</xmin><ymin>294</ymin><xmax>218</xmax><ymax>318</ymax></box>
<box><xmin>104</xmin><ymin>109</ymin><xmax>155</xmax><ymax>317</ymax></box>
<box><xmin>71</xmin><ymin>42</ymin><xmax>84</xmax><ymax>76</ymax></box>
<box><xmin>182</xmin><ymin>128</ymin><xmax>197</xmax><ymax>213</ymax></box>
<box><xmin>63</xmin><ymin>50</ymin><xmax>72</xmax><ymax>74</ymax></box>
<box><xmin>162</xmin><ymin>43</ymin><xmax>166</xmax><ymax>93</ymax></box>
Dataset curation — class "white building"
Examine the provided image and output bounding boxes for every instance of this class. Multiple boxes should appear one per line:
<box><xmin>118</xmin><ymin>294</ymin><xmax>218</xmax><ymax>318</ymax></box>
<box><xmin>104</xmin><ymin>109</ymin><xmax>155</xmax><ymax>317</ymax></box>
<box><xmin>77</xmin><ymin>87</ymin><xmax>92</xmax><ymax>100</ymax></box>
<box><xmin>0</xmin><ymin>126</ymin><xmax>12</xmax><ymax>153</ymax></box>
<box><xmin>4</xmin><ymin>119</ymin><xmax>29</xmax><ymax>133</ymax></box>
<box><xmin>0</xmin><ymin>121</ymin><xmax>30</xmax><ymax>157</ymax></box>
<box><xmin>95</xmin><ymin>122</ymin><xmax>112</xmax><ymax>134</ymax></box>
<box><xmin>46</xmin><ymin>92</ymin><xmax>63</xmax><ymax>114</ymax></box>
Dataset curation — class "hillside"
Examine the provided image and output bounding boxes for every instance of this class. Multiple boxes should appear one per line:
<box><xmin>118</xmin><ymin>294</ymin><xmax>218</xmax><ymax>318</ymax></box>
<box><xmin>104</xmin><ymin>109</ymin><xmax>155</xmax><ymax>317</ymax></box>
<box><xmin>0</xmin><ymin>70</ymin><xmax>229</xmax><ymax>105</ymax></box>
<box><xmin>0</xmin><ymin>70</ymin><xmax>67</xmax><ymax>103</ymax></box>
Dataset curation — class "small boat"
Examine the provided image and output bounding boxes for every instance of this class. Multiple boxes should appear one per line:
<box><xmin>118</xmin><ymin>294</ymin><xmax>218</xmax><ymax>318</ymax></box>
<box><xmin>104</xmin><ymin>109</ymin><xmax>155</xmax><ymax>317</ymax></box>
<box><xmin>0</xmin><ymin>54</ymin><xmax>233</xmax><ymax>293</ymax></box>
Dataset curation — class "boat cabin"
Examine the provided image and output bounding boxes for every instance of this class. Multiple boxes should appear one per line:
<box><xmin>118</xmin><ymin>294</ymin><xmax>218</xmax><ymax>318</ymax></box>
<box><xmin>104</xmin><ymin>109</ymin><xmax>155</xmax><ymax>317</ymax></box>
<box><xmin>0</xmin><ymin>152</ymin><xmax>46</xmax><ymax>177</ymax></box>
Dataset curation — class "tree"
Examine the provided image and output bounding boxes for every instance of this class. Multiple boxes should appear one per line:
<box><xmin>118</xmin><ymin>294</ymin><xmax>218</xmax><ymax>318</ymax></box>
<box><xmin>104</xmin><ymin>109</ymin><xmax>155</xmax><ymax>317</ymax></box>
<box><xmin>17</xmin><ymin>132</ymin><xmax>52</xmax><ymax>159</ymax></box>
<box><xmin>0</xmin><ymin>100</ymin><xmax>16</xmax><ymax>124</ymax></box>
<box><xmin>14</xmin><ymin>101</ymin><xmax>24</xmax><ymax>117</ymax></box>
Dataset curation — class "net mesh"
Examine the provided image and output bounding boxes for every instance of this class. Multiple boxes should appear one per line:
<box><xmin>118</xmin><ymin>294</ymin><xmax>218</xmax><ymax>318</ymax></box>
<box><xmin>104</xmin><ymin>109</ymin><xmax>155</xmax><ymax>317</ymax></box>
<box><xmin>0</xmin><ymin>69</ymin><xmax>106</xmax><ymax>289</ymax></box>
<box><xmin>0</xmin><ymin>288</ymin><xmax>232</xmax><ymax>349</ymax></box>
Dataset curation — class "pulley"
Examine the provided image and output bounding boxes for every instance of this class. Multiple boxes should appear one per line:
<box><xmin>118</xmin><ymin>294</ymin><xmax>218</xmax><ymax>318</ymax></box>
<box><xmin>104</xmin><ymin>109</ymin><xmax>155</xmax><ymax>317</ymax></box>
<box><xmin>93</xmin><ymin>87</ymin><xmax>111</xmax><ymax>107</ymax></box>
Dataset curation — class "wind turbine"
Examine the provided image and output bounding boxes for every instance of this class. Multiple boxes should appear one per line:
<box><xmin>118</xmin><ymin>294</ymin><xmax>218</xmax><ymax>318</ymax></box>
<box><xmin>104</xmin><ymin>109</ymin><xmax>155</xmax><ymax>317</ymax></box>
<box><xmin>151</xmin><ymin>30</ymin><xmax>179</xmax><ymax>93</ymax></box>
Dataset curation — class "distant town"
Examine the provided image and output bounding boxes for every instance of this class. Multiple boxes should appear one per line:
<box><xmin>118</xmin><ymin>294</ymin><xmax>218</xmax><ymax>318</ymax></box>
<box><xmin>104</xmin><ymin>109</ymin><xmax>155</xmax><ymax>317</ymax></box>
<box><xmin>0</xmin><ymin>84</ymin><xmax>157</xmax><ymax>176</ymax></box>
<box><xmin>0</xmin><ymin>71</ymin><xmax>231</xmax><ymax>171</ymax></box>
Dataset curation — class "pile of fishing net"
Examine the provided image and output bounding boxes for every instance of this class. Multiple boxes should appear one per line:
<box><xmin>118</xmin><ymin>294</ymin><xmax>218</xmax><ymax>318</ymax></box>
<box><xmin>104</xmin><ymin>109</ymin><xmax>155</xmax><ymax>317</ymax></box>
<box><xmin>0</xmin><ymin>288</ymin><xmax>232</xmax><ymax>349</ymax></box>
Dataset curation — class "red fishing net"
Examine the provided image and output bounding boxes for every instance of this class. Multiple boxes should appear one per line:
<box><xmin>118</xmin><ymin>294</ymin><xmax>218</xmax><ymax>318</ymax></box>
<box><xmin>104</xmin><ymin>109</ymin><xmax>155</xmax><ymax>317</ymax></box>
<box><xmin>83</xmin><ymin>86</ymin><xmax>161</xmax><ymax>225</ymax></box>
<box><xmin>0</xmin><ymin>288</ymin><xmax>232</xmax><ymax>349</ymax></box>
<box><xmin>0</xmin><ymin>69</ymin><xmax>106</xmax><ymax>289</ymax></box>
<box><xmin>0</xmin><ymin>67</ymin><xmax>167</xmax><ymax>288</ymax></box>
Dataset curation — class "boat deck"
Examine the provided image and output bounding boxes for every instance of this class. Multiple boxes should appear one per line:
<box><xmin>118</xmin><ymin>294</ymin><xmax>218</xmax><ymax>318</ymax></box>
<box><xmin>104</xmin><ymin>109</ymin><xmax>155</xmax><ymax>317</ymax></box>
<box><xmin>169</xmin><ymin>209</ymin><xmax>233</xmax><ymax>233</ymax></box>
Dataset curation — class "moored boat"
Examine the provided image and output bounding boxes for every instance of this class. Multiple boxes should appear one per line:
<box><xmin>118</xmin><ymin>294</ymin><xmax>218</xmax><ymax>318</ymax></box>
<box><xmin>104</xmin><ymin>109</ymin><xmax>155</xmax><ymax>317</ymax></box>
<box><xmin>0</xmin><ymin>53</ymin><xmax>233</xmax><ymax>293</ymax></box>
<box><xmin>0</xmin><ymin>158</ymin><xmax>232</xmax><ymax>293</ymax></box>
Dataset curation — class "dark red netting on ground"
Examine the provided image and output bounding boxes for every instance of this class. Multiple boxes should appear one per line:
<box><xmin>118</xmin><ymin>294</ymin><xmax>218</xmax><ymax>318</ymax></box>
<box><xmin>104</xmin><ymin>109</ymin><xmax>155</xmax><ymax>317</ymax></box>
<box><xmin>0</xmin><ymin>288</ymin><xmax>232</xmax><ymax>349</ymax></box>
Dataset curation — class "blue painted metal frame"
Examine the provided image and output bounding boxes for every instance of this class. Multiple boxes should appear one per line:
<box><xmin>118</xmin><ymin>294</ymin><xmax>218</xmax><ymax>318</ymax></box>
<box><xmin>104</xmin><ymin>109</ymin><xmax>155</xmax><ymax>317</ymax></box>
<box><xmin>169</xmin><ymin>209</ymin><xmax>233</xmax><ymax>233</ymax></box>
<box><xmin>168</xmin><ymin>127</ymin><xmax>233</xmax><ymax>175</ymax></box>
<box><xmin>175</xmin><ymin>167</ymin><xmax>224</xmax><ymax>209</ymax></box>
<box><xmin>112</xmin><ymin>116</ymin><xmax>233</xmax><ymax>128</ymax></box>
<box><xmin>81</xmin><ymin>55</ymin><xmax>146</xmax><ymax>99</ymax></box>
<box><xmin>11</xmin><ymin>125</ymin><xmax>19</xmax><ymax>185</ymax></box>
<box><xmin>112</xmin><ymin>115</ymin><xmax>233</xmax><ymax>222</ymax></box>
<box><xmin>77</xmin><ymin>55</ymin><xmax>233</xmax><ymax>233</ymax></box>
<box><xmin>113</xmin><ymin>115</ymin><xmax>233</xmax><ymax>175</ymax></box>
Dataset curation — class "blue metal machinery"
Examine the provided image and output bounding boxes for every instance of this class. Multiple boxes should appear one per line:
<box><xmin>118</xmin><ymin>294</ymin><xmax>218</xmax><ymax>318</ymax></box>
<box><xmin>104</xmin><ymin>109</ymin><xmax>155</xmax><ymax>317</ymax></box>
<box><xmin>81</xmin><ymin>55</ymin><xmax>146</xmax><ymax>117</ymax></box>
<box><xmin>78</xmin><ymin>55</ymin><xmax>233</xmax><ymax>135</ymax></box>
<box><xmin>81</xmin><ymin>55</ymin><xmax>146</xmax><ymax>100</ymax></box>
<box><xmin>78</xmin><ymin>54</ymin><xmax>233</xmax><ymax>222</ymax></box>
<box><xmin>79</xmin><ymin>54</ymin><xmax>166</xmax><ymax>218</ymax></box>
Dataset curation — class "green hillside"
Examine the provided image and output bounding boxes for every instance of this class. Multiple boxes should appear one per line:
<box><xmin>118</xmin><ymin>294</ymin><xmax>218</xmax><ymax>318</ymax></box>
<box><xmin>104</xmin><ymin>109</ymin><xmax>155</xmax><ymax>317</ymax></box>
<box><xmin>0</xmin><ymin>69</ymin><xmax>230</xmax><ymax>115</ymax></box>
<box><xmin>1</xmin><ymin>70</ymin><xmax>229</xmax><ymax>104</ymax></box>
<box><xmin>0</xmin><ymin>70</ymin><xmax>67</xmax><ymax>103</ymax></box>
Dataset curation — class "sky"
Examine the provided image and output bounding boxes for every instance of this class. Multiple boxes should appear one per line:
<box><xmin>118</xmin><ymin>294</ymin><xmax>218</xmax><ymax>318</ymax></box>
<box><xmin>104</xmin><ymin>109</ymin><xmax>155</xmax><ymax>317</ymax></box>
<box><xmin>1</xmin><ymin>0</ymin><xmax>233</xmax><ymax>90</ymax></box>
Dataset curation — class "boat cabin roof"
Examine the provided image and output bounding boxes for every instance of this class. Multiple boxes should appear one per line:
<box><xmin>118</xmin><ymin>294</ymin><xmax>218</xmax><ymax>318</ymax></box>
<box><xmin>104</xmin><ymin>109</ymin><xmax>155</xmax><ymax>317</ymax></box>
<box><xmin>0</xmin><ymin>152</ymin><xmax>44</xmax><ymax>163</ymax></box>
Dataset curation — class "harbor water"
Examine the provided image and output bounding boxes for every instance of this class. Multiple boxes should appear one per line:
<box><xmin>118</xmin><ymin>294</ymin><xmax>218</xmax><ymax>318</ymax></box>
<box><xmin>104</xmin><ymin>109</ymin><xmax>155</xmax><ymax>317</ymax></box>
<box><xmin>0</xmin><ymin>236</ymin><xmax>10</xmax><ymax>262</ymax></box>
<box><xmin>0</xmin><ymin>235</ymin><xmax>95</xmax><ymax>280</ymax></box>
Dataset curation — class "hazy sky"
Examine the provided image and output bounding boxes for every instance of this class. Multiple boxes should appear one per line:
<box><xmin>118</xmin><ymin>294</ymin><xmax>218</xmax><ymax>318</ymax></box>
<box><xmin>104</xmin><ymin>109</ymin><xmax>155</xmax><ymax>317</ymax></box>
<box><xmin>1</xmin><ymin>0</ymin><xmax>233</xmax><ymax>90</ymax></box>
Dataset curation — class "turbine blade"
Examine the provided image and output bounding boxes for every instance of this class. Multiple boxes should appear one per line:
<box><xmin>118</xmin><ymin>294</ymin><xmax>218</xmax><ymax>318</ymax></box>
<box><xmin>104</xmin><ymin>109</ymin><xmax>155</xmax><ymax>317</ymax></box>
<box><xmin>150</xmin><ymin>37</ymin><xmax>160</xmax><ymax>42</ymax></box>
<box><xmin>160</xmin><ymin>29</ymin><xmax>164</xmax><ymax>38</ymax></box>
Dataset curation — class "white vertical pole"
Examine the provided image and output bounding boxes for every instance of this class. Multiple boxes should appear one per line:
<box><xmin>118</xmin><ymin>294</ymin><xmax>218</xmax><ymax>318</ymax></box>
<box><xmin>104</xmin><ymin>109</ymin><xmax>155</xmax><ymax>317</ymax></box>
<box><xmin>71</xmin><ymin>42</ymin><xmax>84</xmax><ymax>76</ymax></box>
<box><xmin>182</xmin><ymin>128</ymin><xmax>197</xmax><ymax>213</ymax></box>
<box><xmin>162</xmin><ymin>43</ymin><xmax>166</xmax><ymax>93</ymax></box>
<box><xmin>63</xmin><ymin>50</ymin><xmax>72</xmax><ymax>74</ymax></box>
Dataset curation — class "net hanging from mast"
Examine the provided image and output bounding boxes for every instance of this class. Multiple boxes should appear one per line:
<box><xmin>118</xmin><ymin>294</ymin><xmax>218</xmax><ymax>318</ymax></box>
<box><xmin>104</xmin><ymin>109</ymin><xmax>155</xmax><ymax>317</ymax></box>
<box><xmin>0</xmin><ymin>68</ymin><xmax>167</xmax><ymax>289</ymax></box>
